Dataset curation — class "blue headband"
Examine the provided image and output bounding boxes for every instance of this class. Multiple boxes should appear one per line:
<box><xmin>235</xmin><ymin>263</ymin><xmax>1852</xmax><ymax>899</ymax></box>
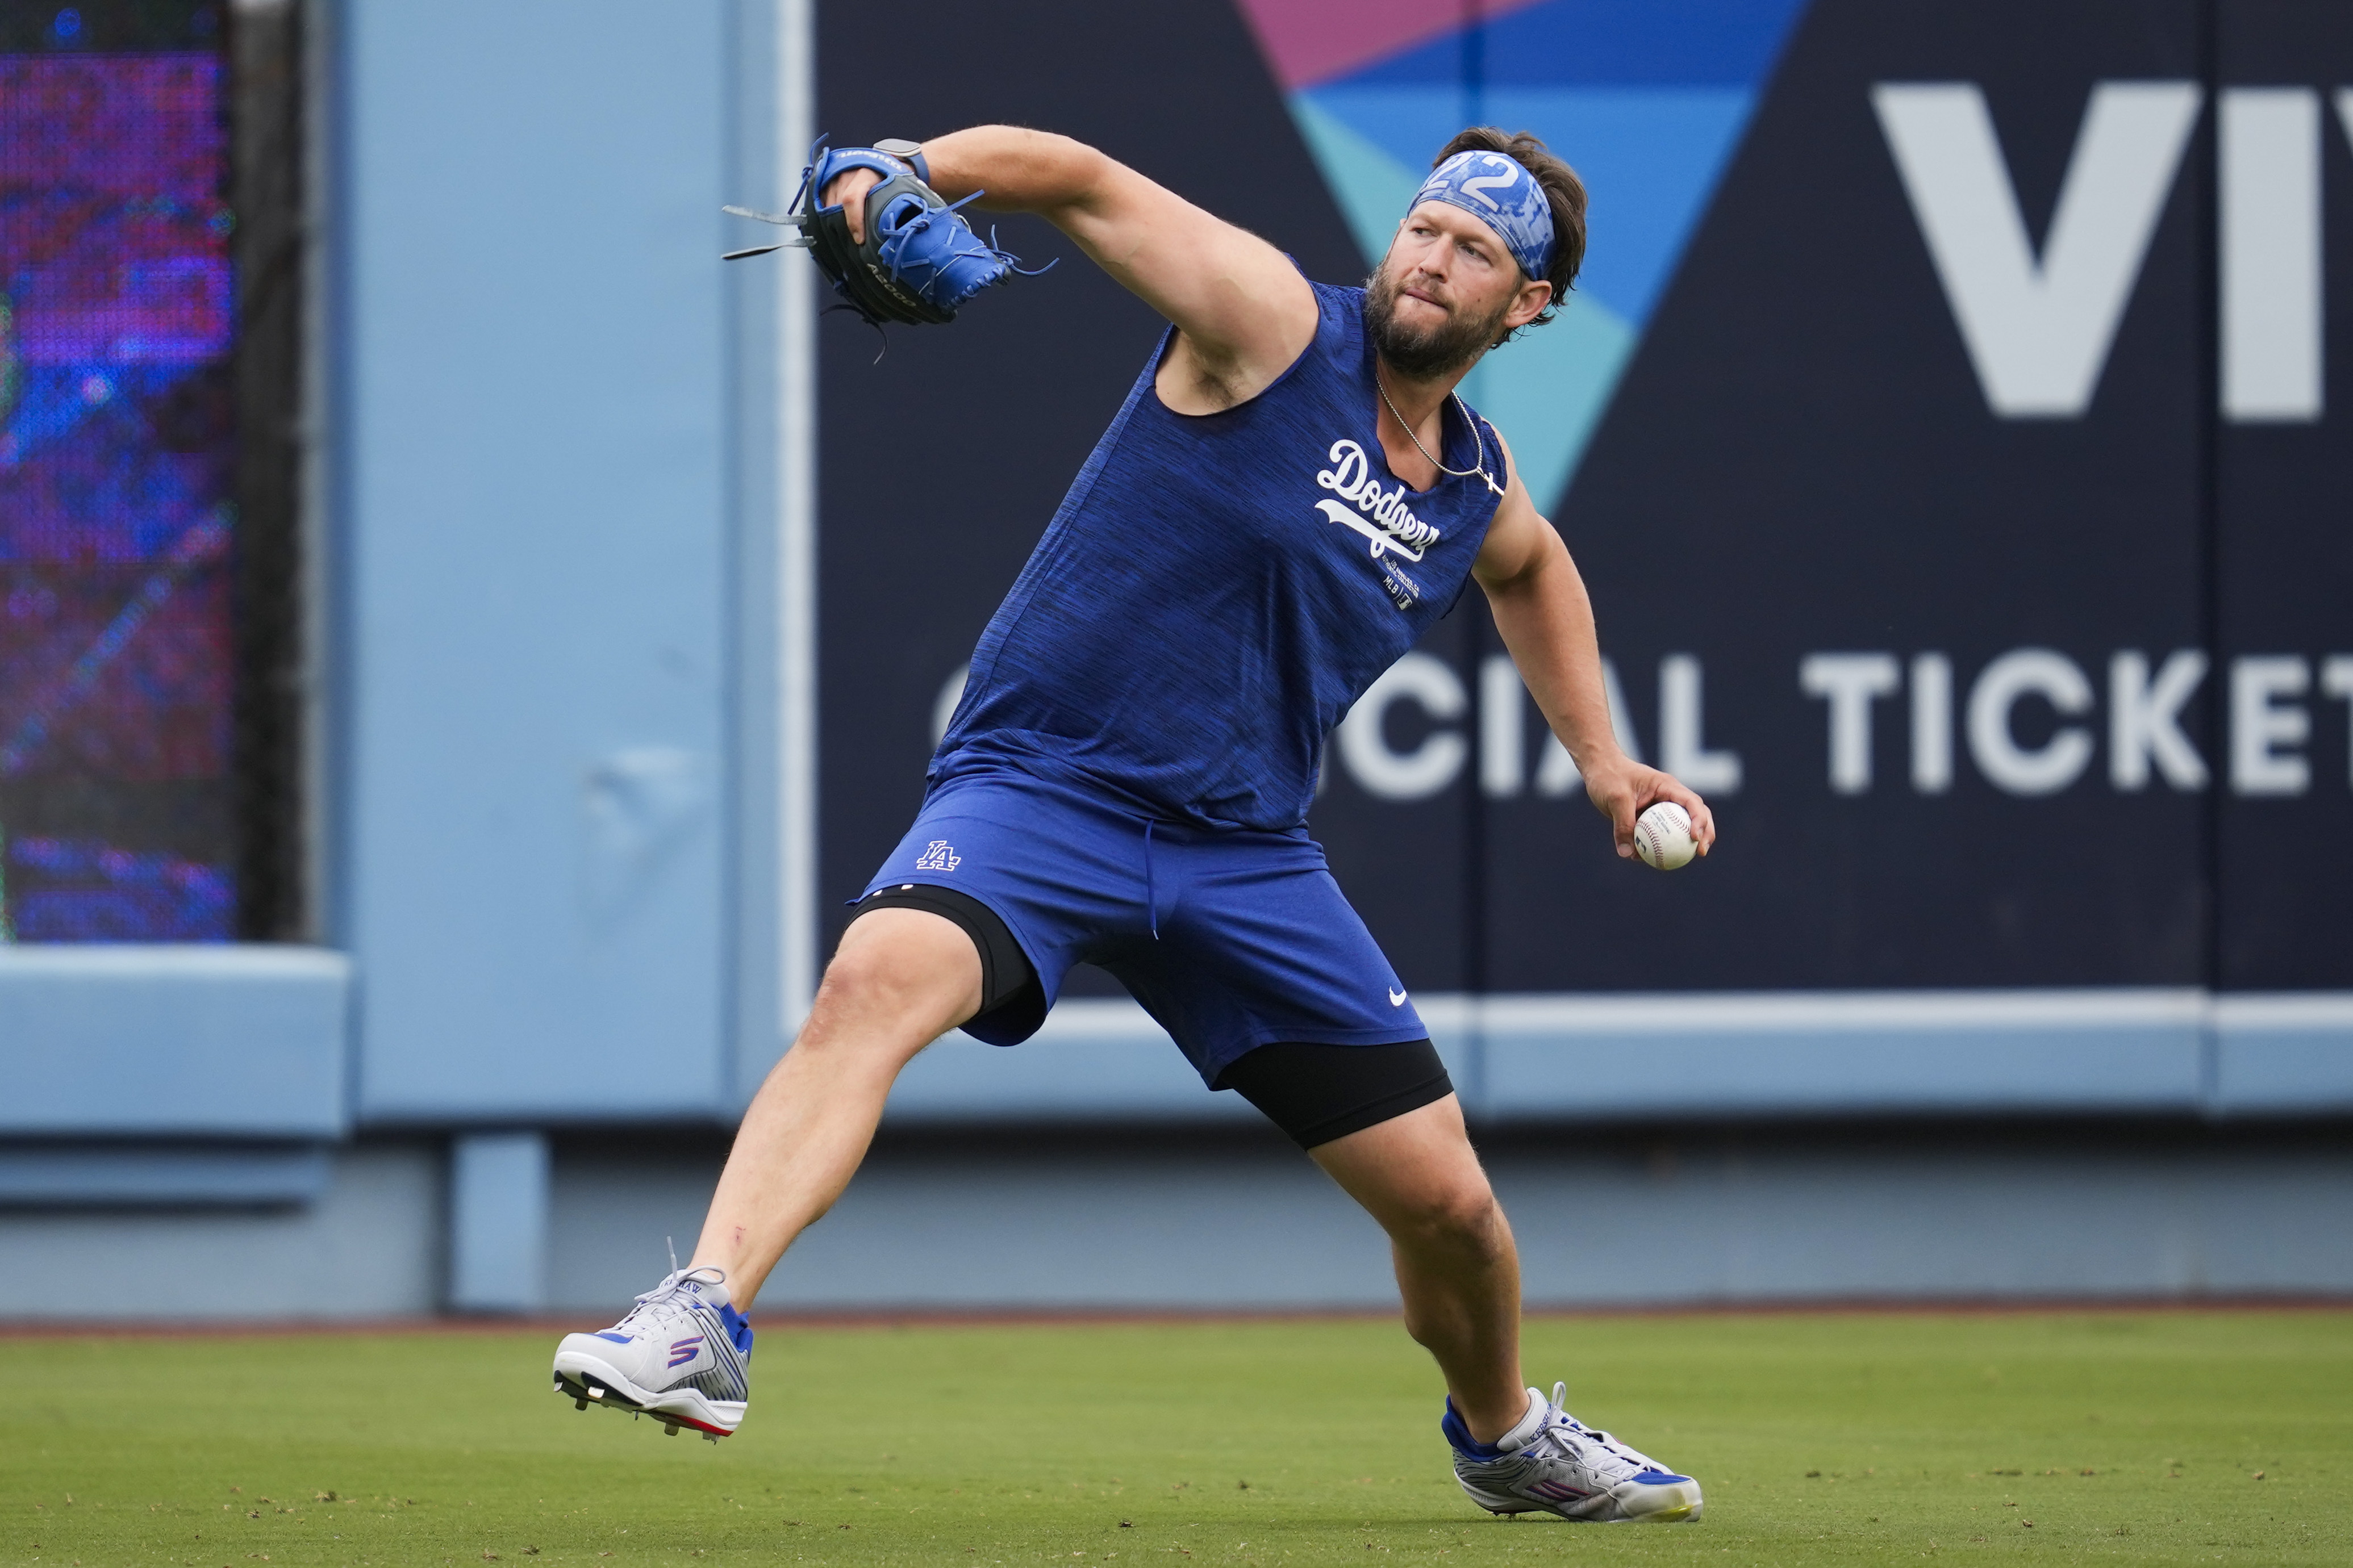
<box><xmin>1409</xmin><ymin>149</ymin><xmax>1555</xmax><ymax>280</ymax></box>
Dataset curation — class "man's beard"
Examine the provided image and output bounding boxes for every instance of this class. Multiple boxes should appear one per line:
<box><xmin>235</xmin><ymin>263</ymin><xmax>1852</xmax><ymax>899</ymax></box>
<box><xmin>1363</xmin><ymin>263</ymin><xmax>1513</xmax><ymax>378</ymax></box>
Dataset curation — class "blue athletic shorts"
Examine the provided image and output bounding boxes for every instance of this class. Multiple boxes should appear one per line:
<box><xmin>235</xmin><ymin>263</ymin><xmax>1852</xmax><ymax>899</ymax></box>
<box><xmin>855</xmin><ymin>766</ymin><xmax>1428</xmax><ymax>1085</ymax></box>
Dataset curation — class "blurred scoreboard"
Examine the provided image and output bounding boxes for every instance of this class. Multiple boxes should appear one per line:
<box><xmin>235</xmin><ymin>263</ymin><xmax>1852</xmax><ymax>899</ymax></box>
<box><xmin>0</xmin><ymin>4</ymin><xmax>238</xmax><ymax>942</ymax></box>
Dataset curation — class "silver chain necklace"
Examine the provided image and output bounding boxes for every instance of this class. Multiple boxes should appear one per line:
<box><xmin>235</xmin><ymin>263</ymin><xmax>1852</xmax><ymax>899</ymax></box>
<box><xmin>1376</xmin><ymin>372</ymin><xmax>1505</xmax><ymax>498</ymax></box>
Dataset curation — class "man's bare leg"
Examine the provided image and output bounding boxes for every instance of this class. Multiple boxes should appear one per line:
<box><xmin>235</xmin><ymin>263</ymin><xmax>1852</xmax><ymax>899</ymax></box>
<box><xmin>687</xmin><ymin>907</ymin><xmax>982</xmax><ymax>1306</ymax></box>
<box><xmin>1309</xmin><ymin>1094</ymin><xmax>1528</xmax><ymax>1442</ymax></box>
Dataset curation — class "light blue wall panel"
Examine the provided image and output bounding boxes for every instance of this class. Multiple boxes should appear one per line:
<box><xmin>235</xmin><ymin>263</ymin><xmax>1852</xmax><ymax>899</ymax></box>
<box><xmin>548</xmin><ymin>1135</ymin><xmax>2353</xmax><ymax>1313</ymax></box>
<box><xmin>0</xmin><ymin>947</ymin><xmax>349</xmax><ymax>1138</ymax></box>
<box><xmin>2212</xmin><ymin>996</ymin><xmax>2353</xmax><ymax>1113</ymax></box>
<box><xmin>0</xmin><ymin>1143</ymin><xmax>331</xmax><ymax>1206</ymax></box>
<box><xmin>448</xmin><ymin>1130</ymin><xmax>551</xmax><ymax>1312</ymax></box>
<box><xmin>0</xmin><ymin>1142</ymin><xmax>441</xmax><ymax>1320</ymax></box>
<box><xmin>341</xmin><ymin>0</ymin><xmax>740</xmax><ymax>1121</ymax></box>
<box><xmin>1479</xmin><ymin>992</ymin><xmax>2209</xmax><ymax>1120</ymax></box>
<box><xmin>721</xmin><ymin>0</ymin><xmax>788</xmax><ymax>1115</ymax></box>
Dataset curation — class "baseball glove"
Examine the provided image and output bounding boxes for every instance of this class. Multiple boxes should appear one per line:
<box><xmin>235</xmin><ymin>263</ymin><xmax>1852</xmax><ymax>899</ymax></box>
<box><xmin>723</xmin><ymin>139</ymin><xmax>1049</xmax><ymax>328</ymax></box>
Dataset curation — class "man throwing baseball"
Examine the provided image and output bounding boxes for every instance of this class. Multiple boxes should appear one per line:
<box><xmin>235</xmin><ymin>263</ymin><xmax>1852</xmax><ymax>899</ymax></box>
<box><xmin>553</xmin><ymin>123</ymin><xmax>1717</xmax><ymax>1525</ymax></box>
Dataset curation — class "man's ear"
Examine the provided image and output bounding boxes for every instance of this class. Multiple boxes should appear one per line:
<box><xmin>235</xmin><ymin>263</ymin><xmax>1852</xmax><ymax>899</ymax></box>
<box><xmin>1508</xmin><ymin>278</ymin><xmax>1554</xmax><ymax>329</ymax></box>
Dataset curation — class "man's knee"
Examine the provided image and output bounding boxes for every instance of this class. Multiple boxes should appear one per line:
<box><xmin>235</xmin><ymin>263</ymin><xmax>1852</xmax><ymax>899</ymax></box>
<box><xmin>811</xmin><ymin>943</ymin><xmax>895</xmax><ymax>1016</ymax></box>
<box><xmin>810</xmin><ymin>909</ymin><xmax>981</xmax><ymax>1035</ymax></box>
<box><xmin>1388</xmin><ymin>1176</ymin><xmax>1506</xmax><ymax>1253</ymax></box>
<box><xmin>812</xmin><ymin>942</ymin><xmax>936</xmax><ymax>1020</ymax></box>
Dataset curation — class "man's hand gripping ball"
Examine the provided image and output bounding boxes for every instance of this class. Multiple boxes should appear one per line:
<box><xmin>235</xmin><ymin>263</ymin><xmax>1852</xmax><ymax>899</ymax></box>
<box><xmin>1579</xmin><ymin>753</ymin><xmax>1717</xmax><ymax>869</ymax></box>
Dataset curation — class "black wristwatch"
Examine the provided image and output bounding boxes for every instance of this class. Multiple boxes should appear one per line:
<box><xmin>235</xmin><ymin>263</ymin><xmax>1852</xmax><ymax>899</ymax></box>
<box><xmin>874</xmin><ymin>137</ymin><xmax>931</xmax><ymax>187</ymax></box>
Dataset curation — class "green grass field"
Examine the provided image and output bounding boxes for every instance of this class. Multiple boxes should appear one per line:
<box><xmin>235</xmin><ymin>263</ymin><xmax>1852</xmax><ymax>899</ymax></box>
<box><xmin>5</xmin><ymin>1311</ymin><xmax>2347</xmax><ymax>1567</ymax></box>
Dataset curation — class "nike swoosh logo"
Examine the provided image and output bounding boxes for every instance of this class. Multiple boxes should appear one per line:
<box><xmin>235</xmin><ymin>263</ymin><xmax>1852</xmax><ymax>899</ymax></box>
<box><xmin>1389</xmin><ymin>988</ymin><xmax>1409</xmax><ymax>1007</ymax></box>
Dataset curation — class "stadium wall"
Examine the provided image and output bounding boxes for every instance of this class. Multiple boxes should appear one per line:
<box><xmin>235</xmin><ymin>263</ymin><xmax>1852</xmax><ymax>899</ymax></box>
<box><xmin>2</xmin><ymin>0</ymin><xmax>2349</xmax><ymax>1319</ymax></box>
<box><xmin>4</xmin><ymin>1124</ymin><xmax>2352</xmax><ymax>1319</ymax></box>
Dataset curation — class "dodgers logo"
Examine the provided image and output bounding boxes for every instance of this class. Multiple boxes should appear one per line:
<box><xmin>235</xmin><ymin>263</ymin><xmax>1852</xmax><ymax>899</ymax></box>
<box><xmin>1315</xmin><ymin>441</ymin><xmax>1442</xmax><ymax>562</ymax></box>
<box><xmin>1315</xmin><ymin>440</ymin><xmax>1442</xmax><ymax>612</ymax></box>
<box><xmin>913</xmin><ymin>840</ymin><xmax>961</xmax><ymax>872</ymax></box>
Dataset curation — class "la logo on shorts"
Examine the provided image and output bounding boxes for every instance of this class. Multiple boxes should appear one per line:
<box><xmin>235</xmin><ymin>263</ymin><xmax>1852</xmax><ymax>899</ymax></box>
<box><xmin>913</xmin><ymin>840</ymin><xmax>961</xmax><ymax>872</ymax></box>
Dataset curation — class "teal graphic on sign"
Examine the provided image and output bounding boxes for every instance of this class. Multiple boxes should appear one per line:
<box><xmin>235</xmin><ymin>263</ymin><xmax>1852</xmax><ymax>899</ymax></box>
<box><xmin>1237</xmin><ymin>0</ymin><xmax>1810</xmax><ymax>510</ymax></box>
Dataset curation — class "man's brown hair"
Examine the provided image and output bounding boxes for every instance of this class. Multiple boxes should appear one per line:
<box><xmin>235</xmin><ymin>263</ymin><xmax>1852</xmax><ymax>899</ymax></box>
<box><xmin>1433</xmin><ymin>127</ymin><xmax>1588</xmax><ymax>341</ymax></box>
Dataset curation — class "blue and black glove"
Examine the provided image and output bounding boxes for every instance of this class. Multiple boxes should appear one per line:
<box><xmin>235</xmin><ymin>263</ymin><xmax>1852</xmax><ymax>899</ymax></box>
<box><xmin>723</xmin><ymin>137</ymin><xmax>1049</xmax><ymax>328</ymax></box>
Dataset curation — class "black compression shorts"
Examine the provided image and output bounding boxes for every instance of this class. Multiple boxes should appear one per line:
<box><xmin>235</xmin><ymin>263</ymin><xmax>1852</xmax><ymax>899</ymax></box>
<box><xmin>1212</xmin><ymin>1038</ymin><xmax>1454</xmax><ymax>1149</ymax></box>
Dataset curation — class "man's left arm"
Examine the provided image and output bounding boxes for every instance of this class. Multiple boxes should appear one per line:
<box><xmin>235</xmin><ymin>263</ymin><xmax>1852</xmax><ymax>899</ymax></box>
<box><xmin>1471</xmin><ymin>434</ymin><xmax>1717</xmax><ymax>861</ymax></box>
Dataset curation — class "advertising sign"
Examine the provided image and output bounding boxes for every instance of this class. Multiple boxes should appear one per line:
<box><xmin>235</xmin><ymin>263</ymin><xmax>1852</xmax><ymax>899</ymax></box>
<box><xmin>817</xmin><ymin>0</ymin><xmax>2351</xmax><ymax>1002</ymax></box>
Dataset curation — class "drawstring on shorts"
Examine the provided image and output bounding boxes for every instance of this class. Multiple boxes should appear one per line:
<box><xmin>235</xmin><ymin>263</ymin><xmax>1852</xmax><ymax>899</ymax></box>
<box><xmin>1143</xmin><ymin>819</ymin><xmax>1159</xmax><ymax>939</ymax></box>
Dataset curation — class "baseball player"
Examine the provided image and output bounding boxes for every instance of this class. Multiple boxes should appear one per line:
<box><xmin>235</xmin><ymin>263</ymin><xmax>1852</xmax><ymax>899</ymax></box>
<box><xmin>553</xmin><ymin>124</ymin><xmax>1717</xmax><ymax>1525</ymax></box>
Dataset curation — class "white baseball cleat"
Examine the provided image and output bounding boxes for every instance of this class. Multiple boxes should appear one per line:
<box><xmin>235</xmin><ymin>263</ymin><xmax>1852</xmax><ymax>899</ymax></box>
<box><xmin>1443</xmin><ymin>1382</ymin><xmax>1704</xmax><ymax>1523</ymax></box>
<box><xmin>551</xmin><ymin>1265</ymin><xmax>752</xmax><ymax>1440</ymax></box>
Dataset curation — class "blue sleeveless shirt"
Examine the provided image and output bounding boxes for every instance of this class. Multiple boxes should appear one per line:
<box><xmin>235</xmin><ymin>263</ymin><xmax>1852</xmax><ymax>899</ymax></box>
<box><xmin>932</xmin><ymin>281</ymin><xmax>1506</xmax><ymax>832</ymax></box>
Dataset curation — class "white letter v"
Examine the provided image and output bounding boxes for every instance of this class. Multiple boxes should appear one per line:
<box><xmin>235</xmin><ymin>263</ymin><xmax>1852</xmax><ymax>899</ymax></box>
<box><xmin>1873</xmin><ymin>81</ymin><xmax>2201</xmax><ymax>417</ymax></box>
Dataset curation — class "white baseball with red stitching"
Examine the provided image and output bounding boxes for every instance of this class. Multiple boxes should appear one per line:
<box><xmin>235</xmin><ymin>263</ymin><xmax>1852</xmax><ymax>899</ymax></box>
<box><xmin>1633</xmin><ymin>802</ymin><xmax>1695</xmax><ymax>871</ymax></box>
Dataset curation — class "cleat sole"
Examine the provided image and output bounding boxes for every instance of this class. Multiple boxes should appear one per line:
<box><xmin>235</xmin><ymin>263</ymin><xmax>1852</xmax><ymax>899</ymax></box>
<box><xmin>549</xmin><ymin>1350</ymin><xmax>742</xmax><ymax>1438</ymax></box>
<box><xmin>1459</xmin><ymin>1481</ymin><xmax>1703</xmax><ymax>1525</ymax></box>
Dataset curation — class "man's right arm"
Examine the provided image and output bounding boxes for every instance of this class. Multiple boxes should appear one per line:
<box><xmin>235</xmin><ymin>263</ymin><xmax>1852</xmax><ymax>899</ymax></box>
<box><xmin>822</xmin><ymin>126</ymin><xmax>1319</xmax><ymax>411</ymax></box>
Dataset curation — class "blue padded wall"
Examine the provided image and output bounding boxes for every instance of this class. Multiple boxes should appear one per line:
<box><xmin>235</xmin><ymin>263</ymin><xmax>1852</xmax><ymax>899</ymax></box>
<box><xmin>339</xmin><ymin>0</ymin><xmax>747</xmax><ymax>1122</ymax></box>
<box><xmin>0</xmin><ymin>947</ymin><xmax>348</xmax><ymax>1139</ymax></box>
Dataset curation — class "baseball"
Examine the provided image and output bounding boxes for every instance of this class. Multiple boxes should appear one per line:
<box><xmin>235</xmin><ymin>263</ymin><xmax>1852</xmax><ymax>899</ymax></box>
<box><xmin>1633</xmin><ymin>801</ymin><xmax>1696</xmax><ymax>871</ymax></box>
